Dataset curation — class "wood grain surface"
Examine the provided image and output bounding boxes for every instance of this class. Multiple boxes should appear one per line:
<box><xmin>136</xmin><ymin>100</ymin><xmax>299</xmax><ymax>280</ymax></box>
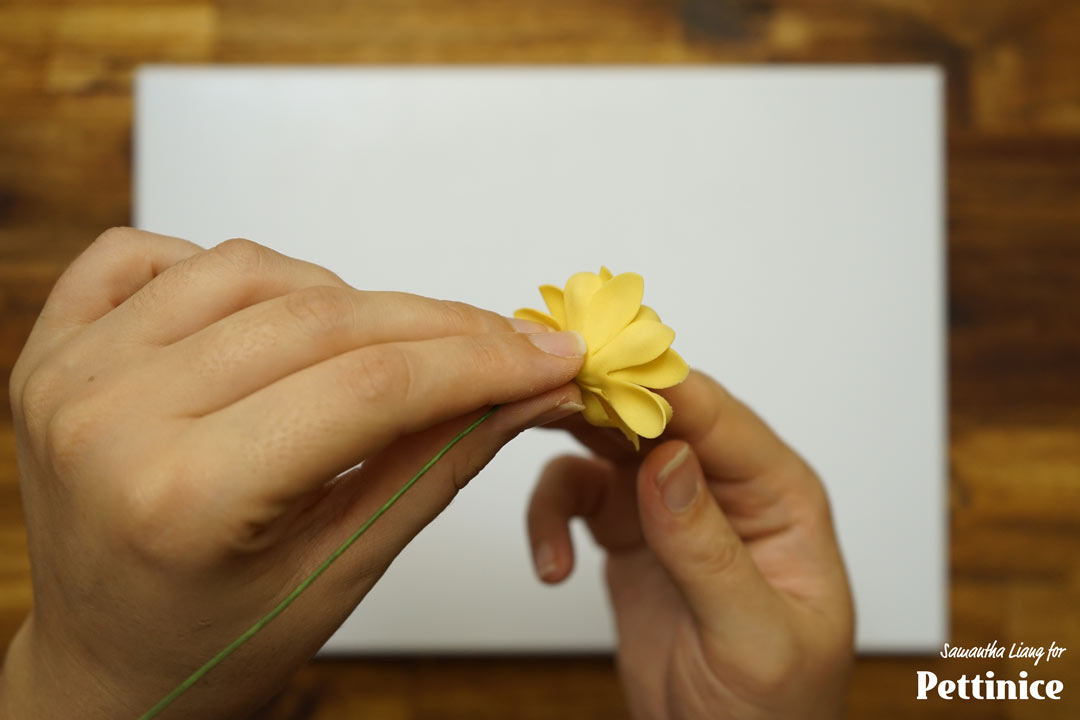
<box><xmin>2</xmin><ymin>1</ymin><xmax>1079</xmax><ymax>718</ymax></box>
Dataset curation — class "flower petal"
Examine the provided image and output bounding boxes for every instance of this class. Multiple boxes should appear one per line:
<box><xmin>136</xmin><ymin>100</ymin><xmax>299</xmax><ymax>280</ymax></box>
<box><xmin>657</xmin><ymin>392</ymin><xmax>674</xmax><ymax>425</ymax></box>
<box><xmin>563</xmin><ymin>272</ymin><xmax>603</xmax><ymax>333</ymax></box>
<box><xmin>595</xmin><ymin>391</ymin><xmax>640</xmax><ymax>449</ymax></box>
<box><xmin>521</xmin><ymin>266</ymin><xmax>686</xmax><ymax>451</ymax></box>
<box><xmin>580</xmin><ymin>388</ymin><xmax>615</xmax><ymax>427</ymax></box>
<box><xmin>590</xmin><ymin>320</ymin><xmax>675</xmax><ymax>375</ymax></box>
<box><xmin>633</xmin><ymin>305</ymin><xmax>660</xmax><ymax>323</ymax></box>
<box><xmin>583</xmin><ymin>272</ymin><xmax>644</xmax><ymax>353</ymax></box>
<box><xmin>609</xmin><ymin>348</ymin><xmax>689</xmax><ymax>389</ymax></box>
<box><xmin>604</xmin><ymin>380</ymin><xmax>669</xmax><ymax>439</ymax></box>
<box><xmin>539</xmin><ymin>284</ymin><xmax>566</xmax><ymax>328</ymax></box>
<box><xmin>513</xmin><ymin>307</ymin><xmax>561</xmax><ymax>331</ymax></box>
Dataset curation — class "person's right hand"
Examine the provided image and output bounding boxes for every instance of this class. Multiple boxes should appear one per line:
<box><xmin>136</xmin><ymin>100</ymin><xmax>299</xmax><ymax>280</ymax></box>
<box><xmin>1</xmin><ymin>228</ymin><xmax>587</xmax><ymax>719</ymax></box>
<box><xmin>527</xmin><ymin>371</ymin><xmax>855</xmax><ymax>719</ymax></box>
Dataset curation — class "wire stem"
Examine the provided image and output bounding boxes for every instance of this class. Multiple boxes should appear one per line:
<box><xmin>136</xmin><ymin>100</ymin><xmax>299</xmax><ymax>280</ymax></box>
<box><xmin>140</xmin><ymin>405</ymin><xmax>500</xmax><ymax>719</ymax></box>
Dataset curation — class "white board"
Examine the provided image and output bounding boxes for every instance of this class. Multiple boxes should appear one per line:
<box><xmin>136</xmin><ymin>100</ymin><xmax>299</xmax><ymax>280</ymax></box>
<box><xmin>135</xmin><ymin>66</ymin><xmax>946</xmax><ymax>653</ymax></box>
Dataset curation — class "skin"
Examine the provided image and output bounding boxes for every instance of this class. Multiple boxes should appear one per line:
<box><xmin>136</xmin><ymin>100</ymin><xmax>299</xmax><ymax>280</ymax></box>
<box><xmin>0</xmin><ymin>228</ymin><xmax>853</xmax><ymax>719</ymax></box>
<box><xmin>528</xmin><ymin>375</ymin><xmax>855</xmax><ymax>719</ymax></box>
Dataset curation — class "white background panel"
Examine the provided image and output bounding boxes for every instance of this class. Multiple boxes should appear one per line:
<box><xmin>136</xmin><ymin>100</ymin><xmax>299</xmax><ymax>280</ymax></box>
<box><xmin>136</xmin><ymin>66</ymin><xmax>946</xmax><ymax>653</ymax></box>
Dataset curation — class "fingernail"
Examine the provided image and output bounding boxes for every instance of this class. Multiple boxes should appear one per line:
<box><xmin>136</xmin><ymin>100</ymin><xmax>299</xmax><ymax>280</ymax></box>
<box><xmin>529</xmin><ymin>400</ymin><xmax>586</xmax><ymax>428</ymax></box>
<box><xmin>508</xmin><ymin>317</ymin><xmax>552</xmax><ymax>333</ymax></box>
<box><xmin>528</xmin><ymin>330</ymin><xmax>587</xmax><ymax>358</ymax></box>
<box><xmin>656</xmin><ymin>445</ymin><xmax>698</xmax><ymax>513</ymax></box>
<box><xmin>535</xmin><ymin>542</ymin><xmax>559</xmax><ymax>580</ymax></box>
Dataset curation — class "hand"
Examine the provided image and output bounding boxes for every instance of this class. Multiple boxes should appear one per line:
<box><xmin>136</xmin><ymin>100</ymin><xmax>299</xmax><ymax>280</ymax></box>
<box><xmin>527</xmin><ymin>371</ymin><xmax>855</xmax><ymax>719</ymax></box>
<box><xmin>1</xmin><ymin>228</ymin><xmax>588</xmax><ymax>719</ymax></box>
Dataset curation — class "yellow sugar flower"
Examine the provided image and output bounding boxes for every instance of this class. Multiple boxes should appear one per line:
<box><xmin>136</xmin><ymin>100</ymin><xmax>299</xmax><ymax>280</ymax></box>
<box><xmin>515</xmin><ymin>267</ymin><xmax>689</xmax><ymax>450</ymax></box>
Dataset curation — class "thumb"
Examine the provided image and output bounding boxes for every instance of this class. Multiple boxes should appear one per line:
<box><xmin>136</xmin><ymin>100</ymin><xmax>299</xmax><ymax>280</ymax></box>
<box><xmin>637</xmin><ymin>441</ymin><xmax>781</xmax><ymax>646</ymax></box>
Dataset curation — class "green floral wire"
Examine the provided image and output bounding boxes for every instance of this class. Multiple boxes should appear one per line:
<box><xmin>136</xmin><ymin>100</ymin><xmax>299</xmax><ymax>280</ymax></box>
<box><xmin>139</xmin><ymin>405</ymin><xmax>500</xmax><ymax>719</ymax></box>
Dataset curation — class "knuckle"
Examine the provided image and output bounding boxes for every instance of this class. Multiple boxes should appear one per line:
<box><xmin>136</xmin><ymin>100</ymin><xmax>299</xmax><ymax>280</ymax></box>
<box><xmin>470</xmin><ymin>335</ymin><xmax>512</xmax><ymax>376</ymax></box>
<box><xmin>52</xmin><ymin>228</ymin><xmax>145</xmax><ymax>302</ymax></box>
<box><xmin>117</xmin><ymin>482</ymin><xmax>166</xmax><ymax>550</ymax></box>
<box><xmin>699</xmin><ymin>619</ymin><xmax>800</xmax><ymax>697</ymax></box>
<box><xmin>283</xmin><ymin>286</ymin><xmax>355</xmax><ymax>337</ymax></box>
<box><xmin>116</xmin><ymin>480</ymin><xmax>182</xmax><ymax>564</ymax></box>
<box><xmin>443</xmin><ymin>442</ymin><xmax>486</xmax><ymax>494</ymax></box>
<box><xmin>7</xmin><ymin>369</ymin><xmax>19</xmax><ymax>416</ymax></box>
<box><xmin>20</xmin><ymin>364</ymin><xmax>65</xmax><ymax>426</ymax></box>
<box><xmin>303</xmin><ymin>261</ymin><xmax>347</xmax><ymax>287</ymax></box>
<box><xmin>755</xmin><ymin>634</ymin><xmax>802</xmax><ymax>693</ymax></box>
<box><xmin>343</xmin><ymin>346</ymin><xmax>411</xmax><ymax>406</ymax></box>
<box><xmin>525</xmin><ymin>497</ymin><xmax>543</xmax><ymax>528</ymax></box>
<box><xmin>114</xmin><ymin>463</ymin><xmax>213</xmax><ymax>568</ymax></box>
<box><xmin>437</xmin><ymin>300</ymin><xmax>481</xmax><ymax>332</ymax></box>
<box><xmin>91</xmin><ymin>226</ymin><xmax>141</xmax><ymax>252</ymax></box>
<box><xmin>693</xmin><ymin>530</ymin><xmax>742</xmax><ymax>580</ymax></box>
<box><xmin>535</xmin><ymin>455</ymin><xmax>581</xmax><ymax>499</ymax></box>
<box><xmin>526</xmin><ymin>481</ymin><xmax>560</xmax><ymax>529</ymax></box>
<box><xmin>44</xmin><ymin>400</ymin><xmax>98</xmax><ymax>474</ymax></box>
<box><xmin>785</xmin><ymin>460</ymin><xmax>833</xmax><ymax>524</ymax></box>
<box><xmin>543</xmin><ymin>454</ymin><xmax>583</xmax><ymax>478</ymax></box>
<box><xmin>8</xmin><ymin>356</ymin><xmax>31</xmax><ymax>417</ymax></box>
<box><xmin>212</xmin><ymin>237</ymin><xmax>269</xmax><ymax>273</ymax></box>
<box><xmin>126</xmin><ymin>271</ymin><xmax>165</xmax><ymax>316</ymax></box>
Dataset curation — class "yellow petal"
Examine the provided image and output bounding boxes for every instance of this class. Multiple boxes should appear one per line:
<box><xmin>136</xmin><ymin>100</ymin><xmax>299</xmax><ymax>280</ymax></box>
<box><xmin>513</xmin><ymin>307</ymin><xmax>561</xmax><ymax>331</ymax></box>
<box><xmin>581</xmin><ymin>388</ymin><xmax>615</xmax><ymax>427</ymax></box>
<box><xmin>609</xmin><ymin>348</ymin><xmax>689</xmax><ymax>389</ymax></box>
<box><xmin>604</xmin><ymin>380</ymin><xmax>669</xmax><ymax>439</ymax></box>
<box><xmin>616</xmin><ymin>423</ymin><xmax>640</xmax><ymax>450</ymax></box>
<box><xmin>596</xmin><ymin>392</ymin><xmax>640</xmax><ymax>449</ymax></box>
<box><xmin>582</xmin><ymin>272</ymin><xmax>644</xmax><ymax>353</ymax></box>
<box><xmin>633</xmin><ymin>305</ymin><xmax>660</xmax><ymax>323</ymax></box>
<box><xmin>590</xmin><ymin>320</ymin><xmax>675</xmax><ymax>375</ymax></box>
<box><xmin>539</xmin><ymin>285</ymin><xmax>566</xmax><ymax>328</ymax></box>
<box><xmin>657</xmin><ymin>392</ymin><xmax>674</xmax><ymax>424</ymax></box>
<box><xmin>563</xmin><ymin>272</ymin><xmax>603</xmax><ymax>332</ymax></box>
<box><xmin>518</xmin><ymin>266</ymin><xmax>685</xmax><ymax>451</ymax></box>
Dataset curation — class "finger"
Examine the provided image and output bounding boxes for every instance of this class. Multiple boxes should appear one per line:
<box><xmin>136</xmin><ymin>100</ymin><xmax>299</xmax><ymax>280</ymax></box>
<box><xmin>546</xmin><ymin>369</ymin><xmax>814</xmax><ymax>531</ymax></box>
<box><xmin>197</xmin><ymin>329</ymin><xmax>587</xmax><ymax>506</ymax></box>
<box><xmin>539</xmin><ymin>412</ymin><xmax>645</xmax><ymax>462</ymax></box>
<box><xmin>300</xmin><ymin>385</ymin><xmax>585</xmax><ymax>594</ymax></box>
<box><xmin>661</xmin><ymin>370</ymin><xmax>799</xmax><ymax>481</ymax></box>
<box><xmin>544</xmin><ymin>370</ymin><xmax>797</xmax><ymax>479</ymax></box>
<box><xmin>526</xmin><ymin>454</ymin><xmax>639</xmax><ymax>584</ymax></box>
<box><xmin>636</xmin><ymin>441</ymin><xmax>784</xmax><ymax>647</ymax></box>
<box><xmin>42</xmin><ymin>227</ymin><xmax>202</xmax><ymax>327</ymax></box>
<box><xmin>147</xmin><ymin>286</ymin><xmax>529</xmax><ymax>415</ymax></box>
<box><xmin>663</xmin><ymin>371</ymin><xmax>829</xmax><ymax>538</ymax></box>
<box><xmin>92</xmin><ymin>237</ymin><xmax>349</xmax><ymax>346</ymax></box>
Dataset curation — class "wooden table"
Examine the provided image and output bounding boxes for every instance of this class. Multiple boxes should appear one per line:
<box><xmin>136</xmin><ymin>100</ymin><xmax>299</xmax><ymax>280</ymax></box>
<box><xmin>1</xmin><ymin>2</ymin><xmax>1078</xmax><ymax>718</ymax></box>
